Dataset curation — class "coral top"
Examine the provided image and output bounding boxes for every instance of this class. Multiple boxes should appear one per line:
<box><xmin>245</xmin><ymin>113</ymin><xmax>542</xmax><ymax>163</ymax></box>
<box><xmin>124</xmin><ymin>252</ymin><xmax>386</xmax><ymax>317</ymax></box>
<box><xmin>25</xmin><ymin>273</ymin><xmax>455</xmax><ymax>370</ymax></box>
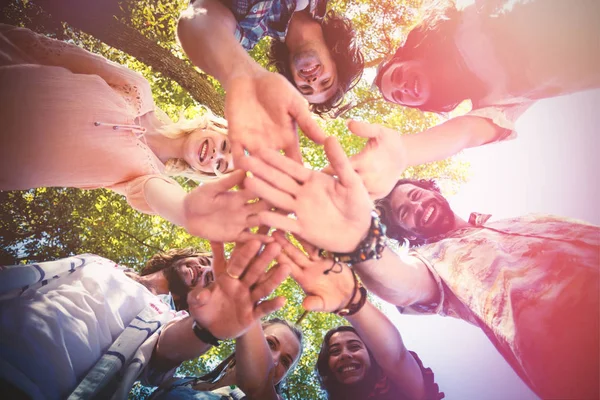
<box><xmin>0</xmin><ymin>24</ymin><xmax>177</xmax><ymax>213</ymax></box>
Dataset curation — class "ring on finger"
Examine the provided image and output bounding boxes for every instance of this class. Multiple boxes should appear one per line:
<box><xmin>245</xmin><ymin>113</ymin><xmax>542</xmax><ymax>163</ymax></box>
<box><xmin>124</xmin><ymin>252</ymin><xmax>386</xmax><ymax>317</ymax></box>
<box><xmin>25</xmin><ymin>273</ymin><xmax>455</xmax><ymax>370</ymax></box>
<box><xmin>226</xmin><ymin>269</ymin><xmax>241</xmax><ymax>280</ymax></box>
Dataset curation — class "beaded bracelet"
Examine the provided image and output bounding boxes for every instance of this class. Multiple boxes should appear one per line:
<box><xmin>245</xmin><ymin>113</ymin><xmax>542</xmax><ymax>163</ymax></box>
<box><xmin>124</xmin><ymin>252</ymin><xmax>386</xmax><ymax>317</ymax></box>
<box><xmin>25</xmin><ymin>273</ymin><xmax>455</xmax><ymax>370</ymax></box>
<box><xmin>325</xmin><ymin>210</ymin><xmax>387</xmax><ymax>266</ymax></box>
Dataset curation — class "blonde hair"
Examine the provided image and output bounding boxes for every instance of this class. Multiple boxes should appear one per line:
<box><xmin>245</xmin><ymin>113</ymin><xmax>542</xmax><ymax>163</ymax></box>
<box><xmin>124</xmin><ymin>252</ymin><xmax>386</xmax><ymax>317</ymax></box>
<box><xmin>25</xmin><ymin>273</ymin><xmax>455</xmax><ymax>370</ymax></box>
<box><xmin>157</xmin><ymin>110</ymin><xmax>230</xmax><ymax>182</ymax></box>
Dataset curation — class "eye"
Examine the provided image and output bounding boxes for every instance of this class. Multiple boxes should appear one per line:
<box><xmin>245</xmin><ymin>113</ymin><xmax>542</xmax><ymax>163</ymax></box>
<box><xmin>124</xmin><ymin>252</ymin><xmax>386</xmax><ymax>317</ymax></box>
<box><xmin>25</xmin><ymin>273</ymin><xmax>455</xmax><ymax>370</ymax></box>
<box><xmin>282</xmin><ymin>358</ymin><xmax>291</xmax><ymax>369</ymax></box>
<box><xmin>321</xmin><ymin>78</ymin><xmax>330</xmax><ymax>86</ymax></box>
<box><xmin>330</xmin><ymin>348</ymin><xmax>341</xmax><ymax>356</ymax></box>
<box><xmin>267</xmin><ymin>338</ymin><xmax>275</xmax><ymax>349</ymax></box>
<box><xmin>221</xmin><ymin>140</ymin><xmax>227</xmax><ymax>152</ymax></box>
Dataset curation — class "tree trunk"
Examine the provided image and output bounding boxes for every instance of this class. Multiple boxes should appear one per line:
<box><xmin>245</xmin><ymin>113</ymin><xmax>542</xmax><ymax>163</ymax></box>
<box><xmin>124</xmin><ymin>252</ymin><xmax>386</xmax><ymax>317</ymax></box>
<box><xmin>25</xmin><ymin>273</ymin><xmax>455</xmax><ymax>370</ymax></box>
<box><xmin>35</xmin><ymin>0</ymin><xmax>225</xmax><ymax>115</ymax></box>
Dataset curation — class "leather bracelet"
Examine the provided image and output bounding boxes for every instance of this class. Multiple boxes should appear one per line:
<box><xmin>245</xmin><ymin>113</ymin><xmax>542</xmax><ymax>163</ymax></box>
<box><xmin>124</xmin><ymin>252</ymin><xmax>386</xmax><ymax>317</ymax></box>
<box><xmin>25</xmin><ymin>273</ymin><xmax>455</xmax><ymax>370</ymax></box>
<box><xmin>334</xmin><ymin>269</ymin><xmax>368</xmax><ymax>317</ymax></box>
<box><xmin>192</xmin><ymin>321</ymin><xmax>221</xmax><ymax>347</ymax></box>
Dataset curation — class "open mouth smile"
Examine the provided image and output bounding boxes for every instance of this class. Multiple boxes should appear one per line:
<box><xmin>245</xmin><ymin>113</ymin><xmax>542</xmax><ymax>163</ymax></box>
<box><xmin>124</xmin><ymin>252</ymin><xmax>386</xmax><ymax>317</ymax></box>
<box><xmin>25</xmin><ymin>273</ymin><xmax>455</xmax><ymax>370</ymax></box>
<box><xmin>199</xmin><ymin>139</ymin><xmax>209</xmax><ymax>163</ymax></box>
<box><xmin>299</xmin><ymin>64</ymin><xmax>321</xmax><ymax>78</ymax></box>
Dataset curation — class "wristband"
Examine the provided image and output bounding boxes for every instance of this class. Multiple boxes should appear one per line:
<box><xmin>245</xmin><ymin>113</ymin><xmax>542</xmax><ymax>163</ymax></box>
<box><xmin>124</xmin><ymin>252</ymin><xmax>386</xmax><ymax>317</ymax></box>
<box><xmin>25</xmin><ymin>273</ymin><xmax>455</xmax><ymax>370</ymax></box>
<box><xmin>333</xmin><ymin>269</ymin><xmax>368</xmax><ymax>317</ymax></box>
<box><xmin>192</xmin><ymin>321</ymin><xmax>221</xmax><ymax>347</ymax></box>
<box><xmin>325</xmin><ymin>210</ymin><xmax>387</xmax><ymax>265</ymax></box>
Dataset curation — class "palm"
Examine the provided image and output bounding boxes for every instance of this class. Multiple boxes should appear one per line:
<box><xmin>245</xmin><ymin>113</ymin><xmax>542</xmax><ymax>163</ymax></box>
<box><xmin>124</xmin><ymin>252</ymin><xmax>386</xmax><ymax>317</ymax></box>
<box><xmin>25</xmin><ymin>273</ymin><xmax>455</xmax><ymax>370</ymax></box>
<box><xmin>273</xmin><ymin>232</ymin><xmax>355</xmax><ymax>313</ymax></box>
<box><xmin>225</xmin><ymin>70</ymin><xmax>326</xmax><ymax>164</ymax></box>
<box><xmin>243</xmin><ymin>137</ymin><xmax>374</xmax><ymax>253</ymax></box>
<box><xmin>187</xmin><ymin>241</ymin><xmax>289</xmax><ymax>340</ymax></box>
<box><xmin>183</xmin><ymin>171</ymin><xmax>267</xmax><ymax>242</ymax></box>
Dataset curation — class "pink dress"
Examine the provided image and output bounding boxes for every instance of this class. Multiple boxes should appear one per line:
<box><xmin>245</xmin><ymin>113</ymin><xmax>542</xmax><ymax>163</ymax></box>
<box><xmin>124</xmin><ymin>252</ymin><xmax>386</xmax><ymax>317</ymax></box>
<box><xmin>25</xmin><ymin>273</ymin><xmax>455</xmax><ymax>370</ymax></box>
<box><xmin>0</xmin><ymin>24</ymin><xmax>177</xmax><ymax>213</ymax></box>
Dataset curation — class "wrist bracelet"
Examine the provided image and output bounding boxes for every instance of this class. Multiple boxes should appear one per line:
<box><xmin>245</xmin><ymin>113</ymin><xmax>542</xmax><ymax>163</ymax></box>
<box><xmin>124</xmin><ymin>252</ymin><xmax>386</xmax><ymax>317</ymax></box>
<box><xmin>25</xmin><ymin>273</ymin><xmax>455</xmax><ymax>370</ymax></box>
<box><xmin>328</xmin><ymin>210</ymin><xmax>387</xmax><ymax>265</ymax></box>
<box><xmin>192</xmin><ymin>321</ymin><xmax>221</xmax><ymax>347</ymax></box>
<box><xmin>334</xmin><ymin>269</ymin><xmax>368</xmax><ymax>316</ymax></box>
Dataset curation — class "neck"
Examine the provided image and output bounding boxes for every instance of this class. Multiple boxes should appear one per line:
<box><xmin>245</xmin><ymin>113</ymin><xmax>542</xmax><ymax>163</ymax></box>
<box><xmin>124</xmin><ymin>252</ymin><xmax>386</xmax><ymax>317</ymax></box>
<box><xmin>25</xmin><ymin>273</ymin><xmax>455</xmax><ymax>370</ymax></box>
<box><xmin>126</xmin><ymin>270</ymin><xmax>170</xmax><ymax>296</ymax></box>
<box><xmin>453</xmin><ymin>215</ymin><xmax>470</xmax><ymax>230</ymax></box>
<box><xmin>285</xmin><ymin>11</ymin><xmax>322</xmax><ymax>50</ymax></box>
<box><xmin>139</xmin><ymin>112</ymin><xmax>185</xmax><ymax>163</ymax></box>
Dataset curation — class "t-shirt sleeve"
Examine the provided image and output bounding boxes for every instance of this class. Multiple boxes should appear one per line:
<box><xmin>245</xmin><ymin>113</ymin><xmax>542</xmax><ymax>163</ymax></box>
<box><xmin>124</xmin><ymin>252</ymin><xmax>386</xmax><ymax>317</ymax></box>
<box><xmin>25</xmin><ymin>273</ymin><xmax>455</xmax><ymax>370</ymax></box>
<box><xmin>408</xmin><ymin>351</ymin><xmax>445</xmax><ymax>400</ymax></box>
<box><xmin>466</xmin><ymin>101</ymin><xmax>535</xmax><ymax>143</ymax></box>
<box><xmin>396</xmin><ymin>251</ymin><xmax>445</xmax><ymax>315</ymax></box>
<box><xmin>107</xmin><ymin>175</ymin><xmax>180</xmax><ymax>215</ymax></box>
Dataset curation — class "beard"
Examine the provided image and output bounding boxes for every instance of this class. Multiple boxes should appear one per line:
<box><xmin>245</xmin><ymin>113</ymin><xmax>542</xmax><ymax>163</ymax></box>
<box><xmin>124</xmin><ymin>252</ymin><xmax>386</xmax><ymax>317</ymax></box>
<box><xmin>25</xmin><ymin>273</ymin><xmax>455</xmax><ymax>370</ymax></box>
<box><xmin>413</xmin><ymin>194</ymin><xmax>456</xmax><ymax>239</ymax></box>
<box><xmin>164</xmin><ymin>266</ymin><xmax>190</xmax><ymax>310</ymax></box>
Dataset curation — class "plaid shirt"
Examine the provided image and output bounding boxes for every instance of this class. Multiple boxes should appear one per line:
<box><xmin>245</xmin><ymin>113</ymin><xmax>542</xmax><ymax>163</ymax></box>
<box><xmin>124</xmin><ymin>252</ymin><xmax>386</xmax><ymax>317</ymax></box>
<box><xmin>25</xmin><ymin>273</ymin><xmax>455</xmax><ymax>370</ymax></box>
<box><xmin>217</xmin><ymin>0</ymin><xmax>327</xmax><ymax>50</ymax></box>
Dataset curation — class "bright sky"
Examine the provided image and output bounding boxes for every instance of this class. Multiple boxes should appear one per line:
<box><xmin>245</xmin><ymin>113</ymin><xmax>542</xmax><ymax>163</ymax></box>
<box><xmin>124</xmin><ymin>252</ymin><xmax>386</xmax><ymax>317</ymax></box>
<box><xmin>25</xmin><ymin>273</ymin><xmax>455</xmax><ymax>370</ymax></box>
<box><xmin>382</xmin><ymin>89</ymin><xmax>600</xmax><ymax>399</ymax></box>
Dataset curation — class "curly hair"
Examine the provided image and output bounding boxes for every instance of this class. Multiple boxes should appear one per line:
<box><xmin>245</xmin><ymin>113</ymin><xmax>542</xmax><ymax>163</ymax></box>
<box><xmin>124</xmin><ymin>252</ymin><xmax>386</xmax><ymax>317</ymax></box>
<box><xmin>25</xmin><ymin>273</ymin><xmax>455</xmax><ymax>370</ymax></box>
<box><xmin>375</xmin><ymin>178</ymin><xmax>443</xmax><ymax>247</ymax></box>
<box><xmin>141</xmin><ymin>247</ymin><xmax>212</xmax><ymax>276</ymax></box>
<box><xmin>268</xmin><ymin>10</ymin><xmax>364</xmax><ymax>116</ymax></box>
<box><xmin>316</xmin><ymin>326</ymin><xmax>381</xmax><ymax>400</ymax></box>
<box><xmin>374</xmin><ymin>6</ymin><xmax>487</xmax><ymax>113</ymax></box>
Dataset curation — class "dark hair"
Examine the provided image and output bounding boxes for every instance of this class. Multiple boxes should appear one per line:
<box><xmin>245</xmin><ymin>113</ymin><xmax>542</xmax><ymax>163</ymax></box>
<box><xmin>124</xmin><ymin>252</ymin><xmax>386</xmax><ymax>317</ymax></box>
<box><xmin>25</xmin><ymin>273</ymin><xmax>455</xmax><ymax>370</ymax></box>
<box><xmin>376</xmin><ymin>178</ymin><xmax>443</xmax><ymax>247</ymax></box>
<box><xmin>141</xmin><ymin>248</ymin><xmax>211</xmax><ymax>276</ymax></box>
<box><xmin>268</xmin><ymin>10</ymin><xmax>364</xmax><ymax>116</ymax></box>
<box><xmin>198</xmin><ymin>318</ymin><xmax>303</xmax><ymax>393</ymax></box>
<box><xmin>374</xmin><ymin>6</ymin><xmax>487</xmax><ymax>113</ymax></box>
<box><xmin>316</xmin><ymin>326</ymin><xmax>381</xmax><ymax>400</ymax></box>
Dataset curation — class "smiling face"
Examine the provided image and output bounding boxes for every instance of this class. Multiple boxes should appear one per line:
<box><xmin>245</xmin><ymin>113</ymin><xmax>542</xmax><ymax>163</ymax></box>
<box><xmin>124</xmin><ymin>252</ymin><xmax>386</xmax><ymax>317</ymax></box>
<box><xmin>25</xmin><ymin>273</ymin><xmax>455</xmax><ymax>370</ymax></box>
<box><xmin>171</xmin><ymin>256</ymin><xmax>214</xmax><ymax>290</ymax></box>
<box><xmin>377</xmin><ymin>59</ymin><xmax>431</xmax><ymax>107</ymax></box>
<box><xmin>289</xmin><ymin>45</ymin><xmax>339</xmax><ymax>104</ymax></box>
<box><xmin>389</xmin><ymin>183</ymin><xmax>456</xmax><ymax>239</ymax></box>
<box><xmin>183</xmin><ymin>129</ymin><xmax>233</xmax><ymax>175</ymax></box>
<box><xmin>264</xmin><ymin>323</ymin><xmax>302</xmax><ymax>384</ymax></box>
<box><xmin>327</xmin><ymin>331</ymin><xmax>372</xmax><ymax>385</ymax></box>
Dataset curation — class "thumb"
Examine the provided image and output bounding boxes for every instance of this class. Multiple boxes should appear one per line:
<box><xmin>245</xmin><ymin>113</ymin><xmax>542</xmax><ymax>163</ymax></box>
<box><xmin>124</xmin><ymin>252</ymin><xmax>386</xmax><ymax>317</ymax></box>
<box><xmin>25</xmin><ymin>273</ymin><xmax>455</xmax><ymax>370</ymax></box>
<box><xmin>188</xmin><ymin>286</ymin><xmax>212</xmax><ymax>308</ymax></box>
<box><xmin>346</xmin><ymin>119</ymin><xmax>381</xmax><ymax>139</ymax></box>
<box><xmin>302</xmin><ymin>295</ymin><xmax>325</xmax><ymax>312</ymax></box>
<box><xmin>203</xmin><ymin>169</ymin><xmax>245</xmax><ymax>194</ymax></box>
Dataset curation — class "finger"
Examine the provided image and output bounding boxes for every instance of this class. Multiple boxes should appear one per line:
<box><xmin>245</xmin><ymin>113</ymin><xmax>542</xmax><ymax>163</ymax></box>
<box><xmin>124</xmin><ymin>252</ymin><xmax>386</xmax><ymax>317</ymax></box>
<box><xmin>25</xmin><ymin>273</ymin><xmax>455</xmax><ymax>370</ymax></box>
<box><xmin>203</xmin><ymin>169</ymin><xmax>245</xmax><ymax>194</ymax></box>
<box><xmin>271</xmin><ymin>231</ymin><xmax>310</xmax><ymax>268</ymax></box>
<box><xmin>324</xmin><ymin>136</ymin><xmax>360</xmax><ymax>189</ymax></box>
<box><xmin>290</xmin><ymin>233</ymin><xmax>319</xmax><ymax>258</ymax></box>
<box><xmin>209</xmin><ymin>242</ymin><xmax>227</xmax><ymax>277</ymax></box>
<box><xmin>289</xmin><ymin>98</ymin><xmax>327</xmax><ymax>144</ymax></box>
<box><xmin>226</xmin><ymin>240</ymin><xmax>263</xmax><ymax>278</ymax></box>
<box><xmin>241</xmin><ymin>242</ymin><xmax>281</xmax><ymax>285</ymax></box>
<box><xmin>346</xmin><ymin>119</ymin><xmax>381</xmax><ymax>139</ymax></box>
<box><xmin>284</xmin><ymin>141</ymin><xmax>303</xmax><ymax>164</ymax></box>
<box><xmin>302</xmin><ymin>295</ymin><xmax>326</xmax><ymax>312</ymax></box>
<box><xmin>247</xmin><ymin>212</ymin><xmax>300</xmax><ymax>235</ymax></box>
<box><xmin>258</xmin><ymin>148</ymin><xmax>312</xmax><ymax>183</ymax></box>
<box><xmin>256</xmin><ymin>224</ymin><xmax>271</xmax><ymax>237</ymax></box>
<box><xmin>250</xmin><ymin>263</ymin><xmax>290</xmax><ymax>303</ymax></box>
<box><xmin>321</xmin><ymin>164</ymin><xmax>335</xmax><ymax>176</ymax></box>
<box><xmin>254</xmin><ymin>296</ymin><xmax>287</xmax><ymax>319</ymax></box>
<box><xmin>275</xmin><ymin>252</ymin><xmax>304</xmax><ymax>285</ymax></box>
<box><xmin>232</xmin><ymin>142</ymin><xmax>247</xmax><ymax>168</ymax></box>
<box><xmin>236</xmin><ymin>230</ymin><xmax>274</xmax><ymax>243</ymax></box>
<box><xmin>242</xmin><ymin>155</ymin><xmax>301</xmax><ymax>196</ymax></box>
<box><xmin>243</xmin><ymin>199</ymin><xmax>271</xmax><ymax>215</ymax></box>
<box><xmin>244</xmin><ymin>176</ymin><xmax>295</xmax><ymax>211</ymax></box>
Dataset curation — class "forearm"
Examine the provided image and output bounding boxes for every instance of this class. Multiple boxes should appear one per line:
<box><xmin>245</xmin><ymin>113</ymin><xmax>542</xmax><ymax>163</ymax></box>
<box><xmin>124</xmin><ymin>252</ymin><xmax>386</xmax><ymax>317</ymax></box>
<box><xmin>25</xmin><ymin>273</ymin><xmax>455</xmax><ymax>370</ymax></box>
<box><xmin>152</xmin><ymin>316</ymin><xmax>212</xmax><ymax>371</ymax></box>
<box><xmin>235</xmin><ymin>322</ymin><xmax>278</xmax><ymax>400</ymax></box>
<box><xmin>144</xmin><ymin>178</ymin><xmax>187</xmax><ymax>227</ymax></box>
<box><xmin>353</xmin><ymin>247</ymin><xmax>438</xmax><ymax>307</ymax></box>
<box><xmin>346</xmin><ymin>302</ymin><xmax>425</xmax><ymax>399</ymax></box>
<box><xmin>403</xmin><ymin>115</ymin><xmax>503</xmax><ymax>167</ymax></box>
<box><xmin>177</xmin><ymin>0</ymin><xmax>262</xmax><ymax>87</ymax></box>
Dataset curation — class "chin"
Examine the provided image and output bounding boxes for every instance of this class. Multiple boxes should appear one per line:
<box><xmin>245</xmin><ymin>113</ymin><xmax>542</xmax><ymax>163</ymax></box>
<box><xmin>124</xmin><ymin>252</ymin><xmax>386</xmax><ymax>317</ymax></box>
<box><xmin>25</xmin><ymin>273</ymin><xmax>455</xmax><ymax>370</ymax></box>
<box><xmin>339</xmin><ymin>374</ymin><xmax>364</xmax><ymax>385</ymax></box>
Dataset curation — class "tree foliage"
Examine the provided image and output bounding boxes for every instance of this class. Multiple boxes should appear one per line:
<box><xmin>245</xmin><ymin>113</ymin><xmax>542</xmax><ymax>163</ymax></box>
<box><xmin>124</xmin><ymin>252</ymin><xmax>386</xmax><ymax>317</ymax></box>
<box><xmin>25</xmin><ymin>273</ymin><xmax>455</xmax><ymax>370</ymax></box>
<box><xmin>0</xmin><ymin>0</ymin><xmax>468</xmax><ymax>399</ymax></box>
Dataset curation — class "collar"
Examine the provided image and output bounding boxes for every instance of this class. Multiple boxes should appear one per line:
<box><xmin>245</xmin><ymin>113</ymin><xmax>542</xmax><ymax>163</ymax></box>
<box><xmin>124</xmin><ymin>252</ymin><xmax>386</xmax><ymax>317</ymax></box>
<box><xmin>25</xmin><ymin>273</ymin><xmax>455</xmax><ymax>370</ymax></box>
<box><xmin>468</xmin><ymin>212</ymin><xmax>492</xmax><ymax>227</ymax></box>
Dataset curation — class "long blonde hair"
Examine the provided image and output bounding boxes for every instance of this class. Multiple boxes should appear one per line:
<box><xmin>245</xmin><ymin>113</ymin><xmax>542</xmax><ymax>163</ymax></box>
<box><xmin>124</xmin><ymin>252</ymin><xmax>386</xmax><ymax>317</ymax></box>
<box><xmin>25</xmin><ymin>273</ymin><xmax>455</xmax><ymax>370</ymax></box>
<box><xmin>157</xmin><ymin>109</ymin><xmax>230</xmax><ymax>182</ymax></box>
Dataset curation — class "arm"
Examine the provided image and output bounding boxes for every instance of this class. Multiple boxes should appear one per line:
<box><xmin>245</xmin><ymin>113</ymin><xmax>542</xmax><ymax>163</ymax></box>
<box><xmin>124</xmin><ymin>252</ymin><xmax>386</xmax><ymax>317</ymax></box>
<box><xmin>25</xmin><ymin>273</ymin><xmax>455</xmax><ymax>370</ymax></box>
<box><xmin>151</xmin><ymin>316</ymin><xmax>212</xmax><ymax>371</ymax></box>
<box><xmin>235</xmin><ymin>322</ymin><xmax>279</xmax><ymax>400</ymax></box>
<box><xmin>177</xmin><ymin>0</ymin><xmax>326</xmax><ymax>162</ymax></box>
<box><xmin>332</xmin><ymin>116</ymin><xmax>505</xmax><ymax>200</ymax></box>
<box><xmin>346</xmin><ymin>301</ymin><xmax>425</xmax><ymax>399</ymax></box>
<box><xmin>353</xmin><ymin>247</ymin><xmax>438</xmax><ymax>308</ymax></box>
<box><xmin>177</xmin><ymin>0</ymin><xmax>259</xmax><ymax>88</ymax></box>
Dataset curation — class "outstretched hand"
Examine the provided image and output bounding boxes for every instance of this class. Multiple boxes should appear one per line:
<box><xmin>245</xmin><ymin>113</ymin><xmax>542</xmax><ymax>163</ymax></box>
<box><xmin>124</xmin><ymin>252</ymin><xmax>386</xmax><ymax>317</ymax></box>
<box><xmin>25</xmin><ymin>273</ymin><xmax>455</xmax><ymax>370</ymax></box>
<box><xmin>243</xmin><ymin>136</ymin><xmax>373</xmax><ymax>253</ymax></box>
<box><xmin>183</xmin><ymin>170</ymin><xmax>272</xmax><ymax>242</ymax></box>
<box><xmin>273</xmin><ymin>231</ymin><xmax>355</xmax><ymax>313</ymax></box>
<box><xmin>324</xmin><ymin>120</ymin><xmax>407</xmax><ymax>200</ymax></box>
<box><xmin>187</xmin><ymin>240</ymin><xmax>290</xmax><ymax>340</ymax></box>
<box><xmin>226</xmin><ymin>69</ymin><xmax>327</xmax><ymax>165</ymax></box>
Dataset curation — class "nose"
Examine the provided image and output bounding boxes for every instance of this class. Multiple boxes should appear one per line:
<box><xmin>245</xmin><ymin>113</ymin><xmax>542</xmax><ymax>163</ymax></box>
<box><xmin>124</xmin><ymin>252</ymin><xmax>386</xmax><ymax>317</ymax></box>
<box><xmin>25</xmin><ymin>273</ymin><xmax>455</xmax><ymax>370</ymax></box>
<box><xmin>304</xmin><ymin>76</ymin><xmax>317</xmax><ymax>83</ymax></box>
<box><xmin>272</xmin><ymin>352</ymin><xmax>281</xmax><ymax>366</ymax></box>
